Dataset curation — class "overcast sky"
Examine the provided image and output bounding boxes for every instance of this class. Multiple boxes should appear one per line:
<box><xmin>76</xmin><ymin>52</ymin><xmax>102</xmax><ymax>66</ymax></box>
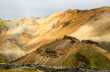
<box><xmin>0</xmin><ymin>0</ymin><xmax>110</xmax><ymax>19</ymax></box>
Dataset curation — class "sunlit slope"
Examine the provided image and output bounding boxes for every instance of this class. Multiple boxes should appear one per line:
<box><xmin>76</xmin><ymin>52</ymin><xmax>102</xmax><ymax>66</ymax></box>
<box><xmin>70</xmin><ymin>7</ymin><xmax>110</xmax><ymax>50</ymax></box>
<box><xmin>71</xmin><ymin>7</ymin><xmax>110</xmax><ymax>40</ymax></box>
<box><xmin>1</xmin><ymin>7</ymin><xmax>110</xmax><ymax>62</ymax></box>
<box><xmin>24</xmin><ymin>9</ymin><xmax>100</xmax><ymax>51</ymax></box>
<box><xmin>22</xmin><ymin>7</ymin><xmax>110</xmax><ymax>50</ymax></box>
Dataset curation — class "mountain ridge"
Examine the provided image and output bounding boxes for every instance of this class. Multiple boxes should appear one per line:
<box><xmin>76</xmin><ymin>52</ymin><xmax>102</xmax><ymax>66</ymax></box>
<box><xmin>0</xmin><ymin>7</ymin><xmax>110</xmax><ymax>69</ymax></box>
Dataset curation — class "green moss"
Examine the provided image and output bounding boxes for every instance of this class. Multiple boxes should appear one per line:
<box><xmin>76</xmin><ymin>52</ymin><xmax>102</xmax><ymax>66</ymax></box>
<box><xmin>61</xmin><ymin>45</ymin><xmax>110</xmax><ymax>68</ymax></box>
<box><xmin>62</xmin><ymin>53</ymin><xmax>77</xmax><ymax>67</ymax></box>
<box><xmin>0</xmin><ymin>19</ymin><xmax>7</xmax><ymax>30</ymax></box>
<box><xmin>0</xmin><ymin>55</ymin><xmax>6</xmax><ymax>63</ymax></box>
<box><xmin>79</xmin><ymin>46</ymin><xmax>110</xmax><ymax>69</ymax></box>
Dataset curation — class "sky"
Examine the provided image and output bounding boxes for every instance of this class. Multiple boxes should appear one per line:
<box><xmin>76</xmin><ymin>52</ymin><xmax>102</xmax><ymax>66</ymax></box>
<box><xmin>0</xmin><ymin>0</ymin><xmax>110</xmax><ymax>19</ymax></box>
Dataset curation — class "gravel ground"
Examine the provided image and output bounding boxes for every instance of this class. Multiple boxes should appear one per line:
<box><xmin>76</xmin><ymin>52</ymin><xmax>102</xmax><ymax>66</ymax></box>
<box><xmin>0</xmin><ymin>64</ymin><xmax>110</xmax><ymax>72</ymax></box>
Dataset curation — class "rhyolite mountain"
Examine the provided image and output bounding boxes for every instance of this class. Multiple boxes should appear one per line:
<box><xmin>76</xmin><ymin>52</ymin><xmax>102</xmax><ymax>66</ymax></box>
<box><xmin>0</xmin><ymin>7</ymin><xmax>110</xmax><ymax>69</ymax></box>
<box><xmin>12</xmin><ymin>36</ymin><xmax>110</xmax><ymax>69</ymax></box>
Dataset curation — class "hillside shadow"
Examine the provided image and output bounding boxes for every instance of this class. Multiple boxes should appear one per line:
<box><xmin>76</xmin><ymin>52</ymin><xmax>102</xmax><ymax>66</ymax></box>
<box><xmin>98</xmin><ymin>41</ymin><xmax>110</xmax><ymax>51</ymax></box>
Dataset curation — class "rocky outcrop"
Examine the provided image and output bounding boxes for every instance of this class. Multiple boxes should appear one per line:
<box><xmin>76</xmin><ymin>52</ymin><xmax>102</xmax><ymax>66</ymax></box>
<box><xmin>11</xmin><ymin>36</ymin><xmax>110</xmax><ymax>69</ymax></box>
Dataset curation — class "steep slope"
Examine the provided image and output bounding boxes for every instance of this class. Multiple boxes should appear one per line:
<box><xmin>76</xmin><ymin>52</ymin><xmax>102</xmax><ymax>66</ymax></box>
<box><xmin>11</xmin><ymin>36</ymin><xmax>110</xmax><ymax>69</ymax></box>
<box><xmin>70</xmin><ymin>7</ymin><xmax>110</xmax><ymax>50</ymax></box>
<box><xmin>21</xmin><ymin>7</ymin><xmax>110</xmax><ymax>52</ymax></box>
<box><xmin>0</xmin><ymin>9</ymin><xmax>96</xmax><ymax>62</ymax></box>
<box><xmin>1</xmin><ymin>7</ymin><xmax>110</xmax><ymax>63</ymax></box>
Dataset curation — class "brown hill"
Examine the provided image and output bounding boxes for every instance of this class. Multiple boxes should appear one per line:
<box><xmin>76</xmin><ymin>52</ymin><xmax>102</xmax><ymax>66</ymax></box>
<box><xmin>11</xmin><ymin>36</ymin><xmax>110</xmax><ymax>69</ymax></box>
<box><xmin>0</xmin><ymin>7</ymin><xmax>110</xmax><ymax>68</ymax></box>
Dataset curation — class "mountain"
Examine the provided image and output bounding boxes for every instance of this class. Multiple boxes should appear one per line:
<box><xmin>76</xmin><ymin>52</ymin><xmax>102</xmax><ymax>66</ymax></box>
<box><xmin>11</xmin><ymin>36</ymin><xmax>110</xmax><ymax>69</ymax></box>
<box><xmin>0</xmin><ymin>7</ymin><xmax>110</xmax><ymax>69</ymax></box>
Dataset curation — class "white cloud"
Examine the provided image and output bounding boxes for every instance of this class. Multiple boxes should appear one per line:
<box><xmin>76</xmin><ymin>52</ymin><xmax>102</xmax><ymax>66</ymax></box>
<box><xmin>0</xmin><ymin>0</ymin><xmax>110</xmax><ymax>19</ymax></box>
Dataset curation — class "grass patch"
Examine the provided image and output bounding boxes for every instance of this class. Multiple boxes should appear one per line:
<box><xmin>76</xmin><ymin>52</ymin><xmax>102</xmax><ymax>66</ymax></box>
<box><xmin>62</xmin><ymin>53</ymin><xmax>77</xmax><ymax>67</ymax></box>
<box><xmin>0</xmin><ymin>19</ymin><xmax>7</xmax><ymax>30</ymax></box>
<box><xmin>0</xmin><ymin>55</ymin><xmax>7</xmax><ymax>63</ymax></box>
<box><xmin>61</xmin><ymin>45</ymin><xmax>110</xmax><ymax>69</ymax></box>
<box><xmin>79</xmin><ymin>46</ymin><xmax>110</xmax><ymax>69</ymax></box>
